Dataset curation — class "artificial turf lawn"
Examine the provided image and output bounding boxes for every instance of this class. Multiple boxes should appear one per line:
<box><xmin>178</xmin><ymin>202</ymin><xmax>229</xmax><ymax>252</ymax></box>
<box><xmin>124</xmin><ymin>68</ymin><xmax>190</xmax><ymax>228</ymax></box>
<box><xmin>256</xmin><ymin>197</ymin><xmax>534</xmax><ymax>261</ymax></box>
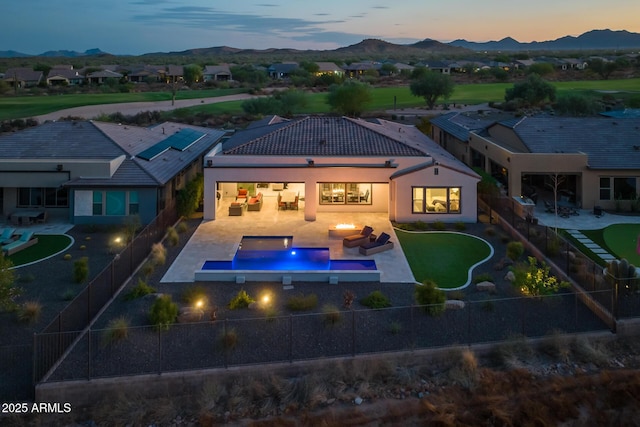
<box><xmin>394</xmin><ymin>230</ymin><xmax>492</xmax><ymax>288</ymax></box>
<box><xmin>602</xmin><ymin>224</ymin><xmax>640</xmax><ymax>266</ymax></box>
<box><xmin>7</xmin><ymin>234</ymin><xmax>73</xmax><ymax>267</ymax></box>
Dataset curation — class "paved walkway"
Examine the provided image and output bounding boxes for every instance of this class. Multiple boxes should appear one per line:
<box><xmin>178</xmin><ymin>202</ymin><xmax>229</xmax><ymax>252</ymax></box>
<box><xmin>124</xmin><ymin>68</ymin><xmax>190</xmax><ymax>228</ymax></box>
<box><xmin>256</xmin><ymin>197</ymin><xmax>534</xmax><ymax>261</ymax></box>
<box><xmin>565</xmin><ymin>229</ymin><xmax>617</xmax><ymax>263</ymax></box>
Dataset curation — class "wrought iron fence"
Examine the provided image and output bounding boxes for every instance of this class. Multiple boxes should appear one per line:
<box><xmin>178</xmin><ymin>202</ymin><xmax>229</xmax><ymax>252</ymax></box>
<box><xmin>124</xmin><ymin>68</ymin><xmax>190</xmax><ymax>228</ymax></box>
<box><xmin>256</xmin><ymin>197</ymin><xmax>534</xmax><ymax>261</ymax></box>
<box><xmin>37</xmin><ymin>292</ymin><xmax>610</xmax><ymax>383</ymax></box>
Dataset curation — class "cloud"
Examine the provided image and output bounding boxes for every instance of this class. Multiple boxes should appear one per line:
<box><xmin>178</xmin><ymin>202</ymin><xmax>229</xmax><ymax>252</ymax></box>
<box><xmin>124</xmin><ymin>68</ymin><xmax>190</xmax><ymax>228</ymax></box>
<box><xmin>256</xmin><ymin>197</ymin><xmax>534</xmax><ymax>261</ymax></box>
<box><xmin>131</xmin><ymin>6</ymin><xmax>345</xmax><ymax>38</ymax></box>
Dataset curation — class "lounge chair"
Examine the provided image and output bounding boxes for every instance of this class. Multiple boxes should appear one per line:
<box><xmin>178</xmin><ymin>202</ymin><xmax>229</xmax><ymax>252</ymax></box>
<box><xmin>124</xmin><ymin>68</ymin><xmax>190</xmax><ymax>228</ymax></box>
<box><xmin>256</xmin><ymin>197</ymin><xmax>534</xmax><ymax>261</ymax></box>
<box><xmin>2</xmin><ymin>231</ymin><xmax>38</xmax><ymax>256</ymax></box>
<box><xmin>0</xmin><ymin>228</ymin><xmax>16</xmax><ymax>245</ymax></box>
<box><xmin>343</xmin><ymin>226</ymin><xmax>374</xmax><ymax>248</ymax></box>
<box><xmin>236</xmin><ymin>188</ymin><xmax>249</xmax><ymax>201</ymax></box>
<box><xmin>359</xmin><ymin>232</ymin><xmax>394</xmax><ymax>255</ymax></box>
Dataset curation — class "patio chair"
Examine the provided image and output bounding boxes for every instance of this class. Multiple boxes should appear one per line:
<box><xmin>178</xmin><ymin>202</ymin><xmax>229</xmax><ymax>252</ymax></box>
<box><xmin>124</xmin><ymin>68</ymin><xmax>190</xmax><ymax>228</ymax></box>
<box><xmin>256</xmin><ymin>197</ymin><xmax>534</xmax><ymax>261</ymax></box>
<box><xmin>343</xmin><ymin>226</ymin><xmax>374</xmax><ymax>248</ymax></box>
<box><xmin>236</xmin><ymin>188</ymin><xmax>249</xmax><ymax>201</ymax></box>
<box><xmin>359</xmin><ymin>232</ymin><xmax>394</xmax><ymax>256</ymax></box>
<box><xmin>543</xmin><ymin>200</ymin><xmax>555</xmax><ymax>213</ymax></box>
<box><xmin>0</xmin><ymin>228</ymin><xmax>16</xmax><ymax>245</ymax></box>
<box><xmin>2</xmin><ymin>231</ymin><xmax>38</xmax><ymax>256</ymax></box>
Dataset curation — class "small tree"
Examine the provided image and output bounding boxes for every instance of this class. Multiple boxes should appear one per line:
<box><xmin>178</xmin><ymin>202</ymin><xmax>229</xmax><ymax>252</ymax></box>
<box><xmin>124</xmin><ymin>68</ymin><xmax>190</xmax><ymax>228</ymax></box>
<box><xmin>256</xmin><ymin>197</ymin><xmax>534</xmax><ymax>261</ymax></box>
<box><xmin>0</xmin><ymin>253</ymin><xmax>21</xmax><ymax>311</ymax></box>
<box><xmin>505</xmin><ymin>74</ymin><xmax>556</xmax><ymax>107</ymax></box>
<box><xmin>409</xmin><ymin>71</ymin><xmax>455</xmax><ymax>109</ymax></box>
<box><xmin>513</xmin><ymin>256</ymin><xmax>569</xmax><ymax>296</ymax></box>
<box><xmin>149</xmin><ymin>295</ymin><xmax>178</xmax><ymax>330</ymax></box>
<box><xmin>414</xmin><ymin>280</ymin><xmax>446</xmax><ymax>316</ymax></box>
<box><xmin>73</xmin><ymin>257</ymin><xmax>90</xmax><ymax>284</ymax></box>
<box><xmin>326</xmin><ymin>80</ymin><xmax>372</xmax><ymax>117</ymax></box>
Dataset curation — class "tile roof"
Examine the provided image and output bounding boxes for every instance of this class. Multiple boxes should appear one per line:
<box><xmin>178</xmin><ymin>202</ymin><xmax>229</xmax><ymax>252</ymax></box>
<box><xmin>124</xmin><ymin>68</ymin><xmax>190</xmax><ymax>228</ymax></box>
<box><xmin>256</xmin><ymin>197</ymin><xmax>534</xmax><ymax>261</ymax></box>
<box><xmin>221</xmin><ymin>116</ymin><xmax>428</xmax><ymax>157</ymax></box>
<box><xmin>0</xmin><ymin>120</ymin><xmax>225</xmax><ymax>187</ymax></box>
<box><xmin>431</xmin><ymin>112</ymin><xmax>499</xmax><ymax>142</ymax></box>
<box><xmin>495</xmin><ymin>116</ymin><xmax>640</xmax><ymax>169</ymax></box>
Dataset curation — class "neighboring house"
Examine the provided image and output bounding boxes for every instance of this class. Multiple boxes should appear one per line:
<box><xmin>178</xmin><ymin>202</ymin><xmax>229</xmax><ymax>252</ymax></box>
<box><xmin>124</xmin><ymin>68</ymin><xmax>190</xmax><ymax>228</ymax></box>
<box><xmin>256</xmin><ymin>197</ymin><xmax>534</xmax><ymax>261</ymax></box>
<box><xmin>46</xmin><ymin>67</ymin><xmax>84</xmax><ymax>86</ymax></box>
<box><xmin>86</xmin><ymin>69</ymin><xmax>123</xmax><ymax>85</ymax></box>
<box><xmin>127</xmin><ymin>65</ymin><xmax>165</xmax><ymax>83</ymax></box>
<box><xmin>203</xmin><ymin>116</ymin><xmax>479</xmax><ymax>223</ymax></box>
<box><xmin>164</xmin><ymin>65</ymin><xmax>184</xmax><ymax>83</ymax></box>
<box><xmin>203</xmin><ymin>64</ymin><xmax>232</xmax><ymax>81</ymax></box>
<box><xmin>561</xmin><ymin>58</ymin><xmax>588</xmax><ymax>70</ymax></box>
<box><xmin>0</xmin><ymin>121</ymin><xmax>226</xmax><ymax>225</ymax></box>
<box><xmin>3</xmin><ymin>67</ymin><xmax>43</xmax><ymax>87</ymax></box>
<box><xmin>342</xmin><ymin>61</ymin><xmax>381</xmax><ymax>77</ymax></box>
<box><xmin>419</xmin><ymin>61</ymin><xmax>451</xmax><ymax>74</ymax></box>
<box><xmin>268</xmin><ymin>63</ymin><xmax>299</xmax><ymax>79</ymax></box>
<box><xmin>432</xmin><ymin>114</ymin><xmax>640</xmax><ymax>211</ymax></box>
<box><xmin>314</xmin><ymin>62</ymin><xmax>344</xmax><ymax>77</ymax></box>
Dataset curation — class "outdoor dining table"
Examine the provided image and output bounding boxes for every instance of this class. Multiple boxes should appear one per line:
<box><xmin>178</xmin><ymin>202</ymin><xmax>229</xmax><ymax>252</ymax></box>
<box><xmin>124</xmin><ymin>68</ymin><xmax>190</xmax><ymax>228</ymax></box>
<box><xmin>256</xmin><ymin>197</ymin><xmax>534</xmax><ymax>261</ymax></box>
<box><xmin>10</xmin><ymin>211</ymin><xmax>44</xmax><ymax>226</ymax></box>
<box><xmin>280</xmin><ymin>191</ymin><xmax>297</xmax><ymax>209</ymax></box>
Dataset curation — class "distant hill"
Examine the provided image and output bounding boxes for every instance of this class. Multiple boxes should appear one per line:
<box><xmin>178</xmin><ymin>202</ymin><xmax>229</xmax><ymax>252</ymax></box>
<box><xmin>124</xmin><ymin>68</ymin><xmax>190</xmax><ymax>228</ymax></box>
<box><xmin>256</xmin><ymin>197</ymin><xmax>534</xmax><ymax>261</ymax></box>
<box><xmin>449</xmin><ymin>29</ymin><xmax>640</xmax><ymax>51</ymax></box>
<box><xmin>0</xmin><ymin>48</ymin><xmax>111</xmax><ymax>58</ymax></box>
<box><xmin>2</xmin><ymin>29</ymin><xmax>639</xmax><ymax>59</ymax></box>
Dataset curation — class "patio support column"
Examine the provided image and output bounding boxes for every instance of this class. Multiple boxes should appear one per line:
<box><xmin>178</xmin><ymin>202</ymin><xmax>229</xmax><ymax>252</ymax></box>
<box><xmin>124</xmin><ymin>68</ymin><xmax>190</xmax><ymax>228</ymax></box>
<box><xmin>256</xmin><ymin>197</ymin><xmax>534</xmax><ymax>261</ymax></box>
<box><xmin>304</xmin><ymin>181</ymin><xmax>317</xmax><ymax>221</ymax></box>
<box><xmin>203</xmin><ymin>176</ymin><xmax>216</xmax><ymax>220</ymax></box>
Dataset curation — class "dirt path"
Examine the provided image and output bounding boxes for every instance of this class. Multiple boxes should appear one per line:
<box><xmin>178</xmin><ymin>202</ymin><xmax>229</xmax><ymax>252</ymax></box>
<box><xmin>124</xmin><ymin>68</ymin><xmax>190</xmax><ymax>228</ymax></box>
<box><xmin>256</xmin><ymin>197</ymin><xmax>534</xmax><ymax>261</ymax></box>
<box><xmin>34</xmin><ymin>93</ymin><xmax>256</xmax><ymax>122</ymax></box>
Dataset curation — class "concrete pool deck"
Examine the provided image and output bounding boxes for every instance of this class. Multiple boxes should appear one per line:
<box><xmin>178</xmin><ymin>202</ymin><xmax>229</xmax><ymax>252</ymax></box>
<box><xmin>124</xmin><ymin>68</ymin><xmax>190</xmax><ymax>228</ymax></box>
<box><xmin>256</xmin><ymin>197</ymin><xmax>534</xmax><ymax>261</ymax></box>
<box><xmin>161</xmin><ymin>195</ymin><xmax>416</xmax><ymax>284</ymax></box>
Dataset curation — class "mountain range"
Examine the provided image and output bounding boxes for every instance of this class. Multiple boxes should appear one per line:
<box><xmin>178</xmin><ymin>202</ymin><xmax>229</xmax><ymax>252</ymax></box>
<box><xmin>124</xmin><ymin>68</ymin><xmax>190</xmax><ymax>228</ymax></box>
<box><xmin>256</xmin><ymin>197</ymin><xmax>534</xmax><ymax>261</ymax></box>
<box><xmin>1</xmin><ymin>29</ymin><xmax>639</xmax><ymax>58</ymax></box>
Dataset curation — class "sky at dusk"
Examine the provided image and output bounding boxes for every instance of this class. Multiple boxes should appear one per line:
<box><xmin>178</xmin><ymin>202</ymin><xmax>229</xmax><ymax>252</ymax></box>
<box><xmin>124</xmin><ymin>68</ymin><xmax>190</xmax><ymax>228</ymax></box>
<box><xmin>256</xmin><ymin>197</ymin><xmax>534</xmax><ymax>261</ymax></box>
<box><xmin>3</xmin><ymin>0</ymin><xmax>640</xmax><ymax>55</ymax></box>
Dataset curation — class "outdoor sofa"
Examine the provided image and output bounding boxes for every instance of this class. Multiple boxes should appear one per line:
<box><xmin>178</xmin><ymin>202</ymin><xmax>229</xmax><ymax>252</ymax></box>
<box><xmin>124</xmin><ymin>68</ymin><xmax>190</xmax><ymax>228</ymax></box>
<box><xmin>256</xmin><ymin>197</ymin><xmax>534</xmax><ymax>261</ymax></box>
<box><xmin>228</xmin><ymin>202</ymin><xmax>246</xmax><ymax>216</ymax></box>
<box><xmin>359</xmin><ymin>232</ymin><xmax>394</xmax><ymax>255</ymax></box>
<box><xmin>2</xmin><ymin>231</ymin><xmax>38</xmax><ymax>256</ymax></box>
<box><xmin>247</xmin><ymin>193</ymin><xmax>263</xmax><ymax>211</ymax></box>
<box><xmin>343</xmin><ymin>225</ymin><xmax>374</xmax><ymax>248</ymax></box>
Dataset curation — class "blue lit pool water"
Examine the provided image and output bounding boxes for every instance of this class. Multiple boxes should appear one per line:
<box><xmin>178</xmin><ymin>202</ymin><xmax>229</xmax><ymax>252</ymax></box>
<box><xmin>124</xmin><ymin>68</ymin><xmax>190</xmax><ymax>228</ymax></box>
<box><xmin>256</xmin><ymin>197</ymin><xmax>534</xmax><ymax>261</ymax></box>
<box><xmin>201</xmin><ymin>236</ymin><xmax>377</xmax><ymax>271</ymax></box>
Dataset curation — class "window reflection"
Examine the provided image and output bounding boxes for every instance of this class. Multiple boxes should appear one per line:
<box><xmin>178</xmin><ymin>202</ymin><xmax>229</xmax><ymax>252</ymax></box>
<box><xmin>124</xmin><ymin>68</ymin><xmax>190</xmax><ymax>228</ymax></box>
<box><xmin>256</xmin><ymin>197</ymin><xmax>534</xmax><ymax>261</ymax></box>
<box><xmin>320</xmin><ymin>183</ymin><xmax>372</xmax><ymax>205</ymax></box>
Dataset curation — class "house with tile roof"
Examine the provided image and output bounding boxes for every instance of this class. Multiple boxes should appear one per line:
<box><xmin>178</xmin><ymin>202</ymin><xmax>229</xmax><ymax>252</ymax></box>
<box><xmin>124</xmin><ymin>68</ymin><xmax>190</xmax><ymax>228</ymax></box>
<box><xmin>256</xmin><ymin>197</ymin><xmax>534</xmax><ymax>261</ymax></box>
<box><xmin>0</xmin><ymin>121</ymin><xmax>226</xmax><ymax>225</ymax></box>
<box><xmin>3</xmin><ymin>67</ymin><xmax>43</xmax><ymax>88</ymax></box>
<box><xmin>431</xmin><ymin>114</ymin><xmax>640</xmax><ymax>211</ymax></box>
<box><xmin>203</xmin><ymin>64</ymin><xmax>232</xmax><ymax>81</ymax></box>
<box><xmin>203</xmin><ymin>116</ymin><xmax>479</xmax><ymax>222</ymax></box>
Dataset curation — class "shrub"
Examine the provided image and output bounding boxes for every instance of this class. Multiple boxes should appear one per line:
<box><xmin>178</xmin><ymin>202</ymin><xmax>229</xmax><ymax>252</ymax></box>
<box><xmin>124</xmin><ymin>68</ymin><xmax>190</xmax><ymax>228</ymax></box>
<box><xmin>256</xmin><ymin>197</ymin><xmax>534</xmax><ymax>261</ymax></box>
<box><xmin>414</xmin><ymin>220</ymin><xmax>428</xmax><ymax>231</ymax></box>
<box><xmin>73</xmin><ymin>257</ymin><xmax>89</xmax><ymax>284</ymax></box>
<box><xmin>506</xmin><ymin>241</ymin><xmax>525</xmax><ymax>261</ymax></box>
<box><xmin>60</xmin><ymin>288</ymin><xmax>76</xmax><ymax>301</ymax></box>
<box><xmin>500</xmin><ymin>234</ymin><xmax>510</xmax><ymax>244</ymax></box>
<box><xmin>150</xmin><ymin>243</ymin><xmax>166</xmax><ymax>266</ymax></box>
<box><xmin>18</xmin><ymin>301</ymin><xmax>42</xmax><ymax>324</ymax></box>
<box><xmin>124</xmin><ymin>278</ymin><xmax>156</xmax><ymax>301</ymax></box>
<box><xmin>322</xmin><ymin>304</ymin><xmax>341</xmax><ymax>325</ymax></box>
<box><xmin>80</xmin><ymin>245</ymin><xmax>86</xmax><ymax>250</ymax></box>
<box><xmin>149</xmin><ymin>295</ymin><xmax>178</xmax><ymax>330</ymax></box>
<box><xmin>512</xmin><ymin>256</ymin><xmax>570</xmax><ymax>296</ymax></box>
<box><xmin>360</xmin><ymin>290</ymin><xmax>391</xmax><ymax>309</ymax></box>
<box><xmin>485</xmin><ymin>227</ymin><xmax>496</xmax><ymax>236</ymax></box>
<box><xmin>414</xmin><ymin>280</ymin><xmax>446</xmax><ymax>316</ymax></box>
<box><xmin>17</xmin><ymin>273</ymin><xmax>35</xmax><ymax>283</ymax></box>
<box><xmin>432</xmin><ymin>221</ymin><xmax>446</xmax><ymax>231</ymax></box>
<box><xmin>220</xmin><ymin>328</ymin><xmax>238</xmax><ymax>350</ymax></box>
<box><xmin>228</xmin><ymin>289</ymin><xmax>255</xmax><ymax>310</ymax></box>
<box><xmin>285</xmin><ymin>293</ymin><xmax>318</xmax><ymax>311</ymax></box>
<box><xmin>102</xmin><ymin>316</ymin><xmax>130</xmax><ymax>346</ymax></box>
<box><xmin>176</xmin><ymin>221</ymin><xmax>188</xmax><ymax>233</ymax></box>
<box><xmin>140</xmin><ymin>261</ymin><xmax>155</xmax><ymax>278</ymax></box>
<box><xmin>454</xmin><ymin>222</ymin><xmax>466</xmax><ymax>231</ymax></box>
<box><xmin>63</xmin><ymin>254</ymin><xmax>72</xmax><ymax>260</ymax></box>
<box><xmin>546</xmin><ymin>236</ymin><xmax>561</xmax><ymax>257</ymax></box>
<box><xmin>388</xmin><ymin>321</ymin><xmax>402</xmax><ymax>335</ymax></box>
<box><xmin>166</xmin><ymin>226</ymin><xmax>179</xmax><ymax>247</ymax></box>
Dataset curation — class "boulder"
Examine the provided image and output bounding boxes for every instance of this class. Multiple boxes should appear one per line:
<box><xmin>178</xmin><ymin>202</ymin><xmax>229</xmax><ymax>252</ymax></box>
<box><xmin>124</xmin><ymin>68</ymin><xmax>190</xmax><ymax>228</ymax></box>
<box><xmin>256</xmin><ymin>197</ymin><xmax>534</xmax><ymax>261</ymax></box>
<box><xmin>476</xmin><ymin>281</ymin><xmax>496</xmax><ymax>292</ymax></box>
<box><xmin>504</xmin><ymin>271</ymin><xmax>516</xmax><ymax>282</ymax></box>
<box><xmin>445</xmin><ymin>300</ymin><xmax>465</xmax><ymax>310</ymax></box>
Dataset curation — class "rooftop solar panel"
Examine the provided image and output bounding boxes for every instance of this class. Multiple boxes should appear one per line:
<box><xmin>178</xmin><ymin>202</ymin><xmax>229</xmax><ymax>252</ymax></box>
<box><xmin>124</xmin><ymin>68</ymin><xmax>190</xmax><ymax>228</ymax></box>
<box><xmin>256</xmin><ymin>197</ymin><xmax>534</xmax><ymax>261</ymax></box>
<box><xmin>137</xmin><ymin>128</ymin><xmax>206</xmax><ymax>160</ymax></box>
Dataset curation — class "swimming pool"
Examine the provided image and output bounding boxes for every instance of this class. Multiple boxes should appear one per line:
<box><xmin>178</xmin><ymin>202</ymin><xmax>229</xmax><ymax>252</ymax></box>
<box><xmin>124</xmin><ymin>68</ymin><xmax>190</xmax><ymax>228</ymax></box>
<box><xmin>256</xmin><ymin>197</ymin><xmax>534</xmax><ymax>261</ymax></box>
<box><xmin>195</xmin><ymin>235</ymin><xmax>379</xmax><ymax>282</ymax></box>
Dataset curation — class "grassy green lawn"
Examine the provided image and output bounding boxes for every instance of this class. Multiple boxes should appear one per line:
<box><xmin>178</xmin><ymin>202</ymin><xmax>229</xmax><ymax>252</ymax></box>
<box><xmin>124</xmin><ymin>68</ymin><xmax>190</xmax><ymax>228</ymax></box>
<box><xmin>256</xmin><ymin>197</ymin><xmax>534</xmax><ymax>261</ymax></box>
<box><xmin>0</xmin><ymin>88</ymin><xmax>247</xmax><ymax>120</ymax></box>
<box><xmin>3</xmin><ymin>78</ymin><xmax>639</xmax><ymax>121</ymax></box>
<box><xmin>395</xmin><ymin>230</ymin><xmax>492</xmax><ymax>288</ymax></box>
<box><xmin>565</xmin><ymin>224</ymin><xmax>640</xmax><ymax>267</ymax></box>
<box><xmin>7</xmin><ymin>234</ymin><xmax>73</xmax><ymax>267</ymax></box>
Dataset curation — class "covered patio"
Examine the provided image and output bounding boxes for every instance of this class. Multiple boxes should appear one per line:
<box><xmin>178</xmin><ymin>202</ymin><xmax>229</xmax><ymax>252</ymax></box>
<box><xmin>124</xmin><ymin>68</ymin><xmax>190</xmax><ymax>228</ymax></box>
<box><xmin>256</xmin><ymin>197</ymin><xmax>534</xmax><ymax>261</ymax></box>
<box><xmin>161</xmin><ymin>195</ymin><xmax>415</xmax><ymax>284</ymax></box>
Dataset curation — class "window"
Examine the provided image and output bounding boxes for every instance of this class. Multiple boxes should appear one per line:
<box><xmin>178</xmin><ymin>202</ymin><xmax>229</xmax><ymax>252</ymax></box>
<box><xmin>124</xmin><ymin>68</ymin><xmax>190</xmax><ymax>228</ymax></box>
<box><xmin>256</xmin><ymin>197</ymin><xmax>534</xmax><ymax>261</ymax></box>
<box><xmin>412</xmin><ymin>186</ymin><xmax>461</xmax><ymax>214</ymax></box>
<box><xmin>614</xmin><ymin>177</ymin><xmax>637</xmax><ymax>200</ymax></box>
<box><xmin>599</xmin><ymin>177</ymin><xmax>611</xmax><ymax>200</ymax></box>
<box><xmin>319</xmin><ymin>183</ymin><xmax>372</xmax><ymax>205</ymax></box>
<box><xmin>18</xmin><ymin>187</ymin><xmax>68</xmax><ymax>207</ymax></box>
<box><xmin>93</xmin><ymin>191</ymin><xmax>103</xmax><ymax>215</ymax></box>
<box><xmin>93</xmin><ymin>190</ymin><xmax>138</xmax><ymax>216</ymax></box>
<box><xmin>129</xmin><ymin>191</ymin><xmax>139</xmax><ymax>215</ymax></box>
